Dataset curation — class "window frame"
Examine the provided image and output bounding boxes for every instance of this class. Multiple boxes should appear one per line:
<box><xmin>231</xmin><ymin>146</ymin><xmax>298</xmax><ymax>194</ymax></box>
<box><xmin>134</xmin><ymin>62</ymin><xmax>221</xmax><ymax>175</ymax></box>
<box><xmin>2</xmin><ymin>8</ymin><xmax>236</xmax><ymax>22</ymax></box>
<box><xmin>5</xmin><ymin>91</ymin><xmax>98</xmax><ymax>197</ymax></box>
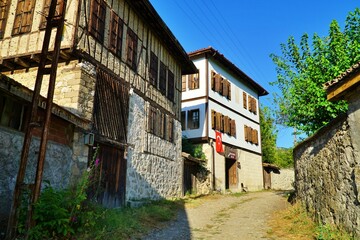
<box><xmin>109</xmin><ymin>10</ymin><xmax>123</xmax><ymax>57</ymax></box>
<box><xmin>0</xmin><ymin>0</ymin><xmax>10</xmax><ymax>38</ymax></box>
<box><xmin>188</xmin><ymin>109</ymin><xmax>200</xmax><ymax>130</ymax></box>
<box><xmin>149</xmin><ymin>51</ymin><xmax>158</xmax><ymax>87</ymax></box>
<box><xmin>39</xmin><ymin>0</ymin><xmax>64</xmax><ymax>29</ymax></box>
<box><xmin>12</xmin><ymin>0</ymin><xmax>35</xmax><ymax>36</ymax></box>
<box><xmin>126</xmin><ymin>27</ymin><xmax>138</xmax><ymax>71</ymax></box>
<box><xmin>159</xmin><ymin>61</ymin><xmax>167</xmax><ymax>95</ymax></box>
<box><xmin>89</xmin><ymin>0</ymin><xmax>106</xmax><ymax>43</ymax></box>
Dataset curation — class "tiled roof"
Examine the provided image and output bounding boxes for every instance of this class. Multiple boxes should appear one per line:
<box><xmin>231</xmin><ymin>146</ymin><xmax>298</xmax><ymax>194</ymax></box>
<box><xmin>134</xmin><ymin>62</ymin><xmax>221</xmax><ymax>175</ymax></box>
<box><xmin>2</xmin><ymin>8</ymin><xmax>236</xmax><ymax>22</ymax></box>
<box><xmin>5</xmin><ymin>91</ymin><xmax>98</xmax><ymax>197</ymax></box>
<box><xmin>324</xmin><ymin>61</ymin><xmax>360</xmax><ymax>90</ymax></box>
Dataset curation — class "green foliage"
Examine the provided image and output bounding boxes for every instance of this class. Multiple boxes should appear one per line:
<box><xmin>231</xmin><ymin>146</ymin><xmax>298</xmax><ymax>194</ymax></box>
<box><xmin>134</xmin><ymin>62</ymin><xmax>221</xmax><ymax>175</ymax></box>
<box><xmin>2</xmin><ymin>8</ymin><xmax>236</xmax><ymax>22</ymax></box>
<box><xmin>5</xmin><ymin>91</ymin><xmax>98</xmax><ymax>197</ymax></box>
<box><xmin>274</xmin><ymin>147</ymin><xmax>294</xmax><ymax>168</ymax></box>
<box><xmin>18</xmin><ymin>146</ymin><xmax>103</xmax><ymax>239</ymax></box>
<box><xmin>260</xmin><ymin>106</ymin><xmax>278</xmax><ymax>164</ymax></box>
<box><xmin>182</xmin><ymin>137</ymin><xmax>206</xmax><ymax>160</ymax></box>
<box><xmin>270</xmin><ymin>8</ymin><xmax>360</xmax><ymax>135</ymax></box>
<box><xmin>316</xmin><ymin>223</ymin><xmax>354</xmax><ymax>240</ymax></box>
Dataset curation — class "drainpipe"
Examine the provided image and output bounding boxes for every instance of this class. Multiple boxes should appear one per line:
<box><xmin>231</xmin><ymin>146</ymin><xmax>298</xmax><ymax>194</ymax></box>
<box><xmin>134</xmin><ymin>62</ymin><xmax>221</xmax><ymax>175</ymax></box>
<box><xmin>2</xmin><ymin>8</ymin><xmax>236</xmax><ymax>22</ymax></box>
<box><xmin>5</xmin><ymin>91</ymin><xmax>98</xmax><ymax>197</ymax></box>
<box><xmin>210</xmin><ymin>139</ymin><xmax>216</xmax><ymax>191</ymax></box>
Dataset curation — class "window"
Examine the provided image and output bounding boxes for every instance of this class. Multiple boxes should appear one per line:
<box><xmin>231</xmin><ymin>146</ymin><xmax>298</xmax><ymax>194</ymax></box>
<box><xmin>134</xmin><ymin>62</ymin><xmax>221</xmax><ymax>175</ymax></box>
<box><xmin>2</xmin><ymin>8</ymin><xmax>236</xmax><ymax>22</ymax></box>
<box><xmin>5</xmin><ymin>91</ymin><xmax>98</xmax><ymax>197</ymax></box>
<box><xmin>181</xmin><ymin>75</ymin><xmax>186</xmax><ymax>92</ymax></box>
<box><xmin>89</xmin><ymin>0</ymin><xmax>106</xmax><ymax>43</ymax></box>
<box><xmin>188</xmin><ymin>72</ymin><xmax>199</xmax><ymax>90</ymax></box>
<box><xmin>149</xmin><ymin>51</ymin><xmax>158</xmax><ymax>87</ymax></box>
<box><xmin>12</xmin><ymin>0</ymin><xmax>35</xmax><ymax>35</ymax></box>
<box><xmin>109</xmin><ymin>11</ymin><xmax>123</xmax><ymax>57</ymax></box>
<box><xmin>0</xmin><ymin>0</ymin><xmax>10</xmax><ymax>38</ymax></box>
<box><xmin>126</xmin><ymin>28</ymin><xmax>138</xmax><ymax>70</ymax></box>
<box><xmin>244</xmin><ymin>125</ymin><xmax>258</xmax><ymax>145</ymax></box>
<box><xmin>0</xmin><ymin>94</ymin><xmax>27</xmax><ymax>131</ymax></box>
<box><xmin>167</xmin><ymin>70</ymin><xmax>174</xmax><ymax>102</ymax></box>
<box><xmin>181</xmin><ymin>111</ymin><xmax>186</xmax><ymax>130</ymax></box>
<box><xmin>243</xmin><ymin>92</ymin><xmax>247</xmax><ymax>109</ymax></box>
<box><xmin>246</xmin><ymin>94</ymin><xmax>257</xmax><ymax>115</ymax></box>
<box><xmin>211</xmin><ymin>71</ymin><xmax>231</xmax><ymax>99</ymax></box>
<box><xmin>188</xmin><ymin>109</ymin><xmax>199</xmax><ymax>129</ymax></box>
<box><xmin>159</xmin><ymin>61</ymin><xmax>167</xmax><ymax>95</ymax></box>
<box><xmin>211</xmin><ymin>110</ymin><xmax>236</xmax><ymax>137</ymax></box>
<box><xmin>39</xmin><ymin>0</ymin><xmax>64</xmax><ymax>29</ymax></box>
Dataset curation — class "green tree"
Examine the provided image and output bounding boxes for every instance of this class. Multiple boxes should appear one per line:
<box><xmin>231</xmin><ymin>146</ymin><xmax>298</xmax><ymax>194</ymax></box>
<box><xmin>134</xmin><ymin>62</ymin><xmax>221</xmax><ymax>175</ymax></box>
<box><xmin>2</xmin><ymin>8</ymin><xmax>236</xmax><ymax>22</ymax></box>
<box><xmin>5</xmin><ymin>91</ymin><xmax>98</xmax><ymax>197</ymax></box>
<box><xmin>274</xmin><ymin>148</ymin><xmax>293</xmax><ymax>168</ymax></box>
<box><xmin>260</xmin><ymin>106</ymin><xmax>277</xmax><ymax>164</ymax></box>
<box><xmin>270</xmin><ymin>8</ymin><xmax>360</xmax><ymax>135</ymax></box>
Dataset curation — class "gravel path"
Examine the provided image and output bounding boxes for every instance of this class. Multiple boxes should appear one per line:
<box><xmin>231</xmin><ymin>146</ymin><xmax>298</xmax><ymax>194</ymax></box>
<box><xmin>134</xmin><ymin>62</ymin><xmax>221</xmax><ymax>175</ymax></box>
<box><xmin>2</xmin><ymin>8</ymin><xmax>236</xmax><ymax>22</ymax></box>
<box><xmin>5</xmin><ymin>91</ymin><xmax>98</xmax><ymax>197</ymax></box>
<box><xmin>142</xmin><ymin>191</ymin><xmax>289</xmax><ymax>240</ymax></box>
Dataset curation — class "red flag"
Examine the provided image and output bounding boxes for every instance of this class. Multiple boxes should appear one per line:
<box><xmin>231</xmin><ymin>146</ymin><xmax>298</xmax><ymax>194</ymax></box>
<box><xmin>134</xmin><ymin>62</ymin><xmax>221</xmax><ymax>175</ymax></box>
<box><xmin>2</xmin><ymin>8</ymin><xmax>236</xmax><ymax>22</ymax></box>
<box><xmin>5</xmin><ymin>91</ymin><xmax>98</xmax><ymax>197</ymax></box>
<box><xmin>215</xmin><ymin>131</ymin><xmax>223</xmax><ymax>153</ymax></box>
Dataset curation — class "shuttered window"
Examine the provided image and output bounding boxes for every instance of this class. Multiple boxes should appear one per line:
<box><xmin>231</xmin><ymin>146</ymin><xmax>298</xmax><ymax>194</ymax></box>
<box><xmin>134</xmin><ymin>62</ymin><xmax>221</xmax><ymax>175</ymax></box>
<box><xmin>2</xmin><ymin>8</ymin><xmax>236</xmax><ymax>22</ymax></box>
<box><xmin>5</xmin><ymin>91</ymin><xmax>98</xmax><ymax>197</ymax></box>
<box><xmin>181</xmin><ymin>76</ymin><xmax>186</xmax><ymax>92</ymax></box>
<box><xmin>148</xmin><ymin>106</ymin><xmax>157</xmax><ymax>134</ymax></box>
<box><xmin>109</xmin><ymin>11</ymin><xmax>123</xmax><ymax>57</ymax></box>
<box><xmin>89</xmin><ymin>0</ymin><xmax>106</xmax><ymax>43</ymax></box>
<box><xmin>211</xmin><ymin>71</ymin><xmax>231</xmax><ymax>99</ymax></box>
<box><xmin>211</xmin><ymin>110</ymin><xmax>216</xmax><ymax>129</ymax></box>
<box><xmin>149</xmin><ymin>51</ymin><xmax>158</xmax><ymax>87</ymax></box>
<box><xmin>0</xmin><ymin>0</ymin><xmax>10</xmax><ymax>38</ymax></box>
<box><xmin>244</xmin><ymin>125</ymin><xmax>258</xmax><ymax>145</ymax></box>
<box><xmin>159</xmin><ymin>61</ymin><xmax>167</xmax><ymax>95</ymax></box>
<box><xmin>159</xmin><ymin>111</ymin><xmax>165</xmax><ymax>138</ymax></box>
<box><xmin>0</xmin><ymin>93</ymin><xmax>27</xmax><ymax>131</ymax></box>
<box><xmin>243</xmin><ymin>92</ymin><xmax>247</xmax><ymax>109</ymax></box>
<box><xmin>230</xmin><ymin>119</ymin><xmax>236</xmax><ymax>137</ymax></box>
<box><xmin>12</xmin><ymin>0</ymin><xmax>35</xmax><ymax>35</ymax></box>
<box><xmin>39</xmin><ymin>0</ymin><xmax>64</xmax><ymax>29</ymax></box>
<box><xmin>224</xmin><ymin>116</ymin><xmax>230</xmax><ymax>134</ymax></box>
<box><xmin>188</xmin><ymin>109</ymin><xmax>199</xmax><ymax>129</ymax></box>
<box><xmin>167</xmin><ymin>70</ymin><xmax>174</xmax><ymax>102</ymax></box>
<box><xmin>227</xmin><ymin>81</ymin><xmax>231</xmax><ymax>100</ymax></box>
<box><xmin>126</xmin><ymin>28</ymin><xmax>138</xmax><ymax>71</ymax></box>
<box><xmin>188</xmin><ymin>72</ymin><xmax>199</xmax><ymax>90</ymax></box>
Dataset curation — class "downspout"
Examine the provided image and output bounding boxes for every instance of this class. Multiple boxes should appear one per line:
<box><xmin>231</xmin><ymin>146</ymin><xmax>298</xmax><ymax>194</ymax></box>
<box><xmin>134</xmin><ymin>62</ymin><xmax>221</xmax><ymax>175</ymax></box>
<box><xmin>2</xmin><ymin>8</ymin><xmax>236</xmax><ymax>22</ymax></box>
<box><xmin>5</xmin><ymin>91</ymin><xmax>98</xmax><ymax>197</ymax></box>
<box><xmin>210</xmin><ymin>139</ymin><xmax>216</xmax><ymax>191</ymax></box>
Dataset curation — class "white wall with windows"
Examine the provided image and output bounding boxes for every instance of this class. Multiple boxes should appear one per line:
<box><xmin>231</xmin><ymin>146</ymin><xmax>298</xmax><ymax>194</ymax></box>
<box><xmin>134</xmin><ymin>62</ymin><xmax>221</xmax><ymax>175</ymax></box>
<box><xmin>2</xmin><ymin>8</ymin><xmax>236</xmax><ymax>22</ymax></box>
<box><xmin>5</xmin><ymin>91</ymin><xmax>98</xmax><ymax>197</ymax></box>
<box><xmin>182</xmin><ymin>58</ymin><xmax>207</xmax><ymax>99</ymax></box>
<box><xmin>181</xmin><ymin>99</ymin><xmax>207</xmax><ymax>139</ymax></box>
<box><xmin>208</xmin><ymin>60</ymin><xmax>260</xmax><ymax>124</ymax></box>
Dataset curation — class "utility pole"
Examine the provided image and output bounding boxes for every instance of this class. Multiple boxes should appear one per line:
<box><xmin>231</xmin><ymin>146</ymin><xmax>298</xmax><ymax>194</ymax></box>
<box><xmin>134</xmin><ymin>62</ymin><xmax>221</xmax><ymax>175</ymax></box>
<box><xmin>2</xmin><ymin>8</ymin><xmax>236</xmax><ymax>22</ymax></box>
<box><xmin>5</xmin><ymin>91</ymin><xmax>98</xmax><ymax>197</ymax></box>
<box><xmin>6</xmin><ymin>0</ymin><xmax>67</xmax><ymax>238</ymax></box>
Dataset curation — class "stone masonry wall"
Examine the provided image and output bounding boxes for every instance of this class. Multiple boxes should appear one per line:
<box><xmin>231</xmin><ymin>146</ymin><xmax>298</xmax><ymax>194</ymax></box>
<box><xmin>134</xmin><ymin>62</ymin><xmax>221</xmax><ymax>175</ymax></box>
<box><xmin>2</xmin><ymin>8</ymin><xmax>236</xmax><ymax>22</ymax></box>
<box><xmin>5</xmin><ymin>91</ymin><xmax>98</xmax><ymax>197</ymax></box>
<box><xmin>126</xmin><ymin>92</ymin><xmax>182</xmax><ymax>204</ymax></box>
<box><xmin>294</xmin><ymin>115</ymin><xmax>360</xmax><ymax>237</ymax></box>
<box><xmin>271</xmin><ymin>168</ymin><xmax>294</xmax><ymax>191</ymax></box>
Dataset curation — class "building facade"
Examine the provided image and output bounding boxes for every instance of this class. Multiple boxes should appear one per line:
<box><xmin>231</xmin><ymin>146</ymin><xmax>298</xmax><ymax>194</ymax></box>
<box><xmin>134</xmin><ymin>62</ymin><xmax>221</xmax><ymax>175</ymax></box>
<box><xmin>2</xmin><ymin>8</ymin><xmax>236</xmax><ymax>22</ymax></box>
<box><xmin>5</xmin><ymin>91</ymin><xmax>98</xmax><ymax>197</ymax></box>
<box><xmin>181</xmin><ymin>47</ymin><xmax>268</xmax><ymax>191</ymax></box>
<box><xmin>0</xmin><ymin>0</ymin><xmax>196</xmax><ymax>210</ymax></box>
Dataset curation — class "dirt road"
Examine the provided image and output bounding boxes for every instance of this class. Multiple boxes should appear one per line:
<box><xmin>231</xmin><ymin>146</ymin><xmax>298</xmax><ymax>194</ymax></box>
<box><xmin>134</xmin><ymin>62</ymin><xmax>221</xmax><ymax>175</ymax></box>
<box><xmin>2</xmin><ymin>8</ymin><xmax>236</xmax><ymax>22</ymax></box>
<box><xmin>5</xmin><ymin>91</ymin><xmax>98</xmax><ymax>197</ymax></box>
<box><xmin>142</xmin><ymin>191</ymin><xmax>289</xmax><ymax>240</ymax></box>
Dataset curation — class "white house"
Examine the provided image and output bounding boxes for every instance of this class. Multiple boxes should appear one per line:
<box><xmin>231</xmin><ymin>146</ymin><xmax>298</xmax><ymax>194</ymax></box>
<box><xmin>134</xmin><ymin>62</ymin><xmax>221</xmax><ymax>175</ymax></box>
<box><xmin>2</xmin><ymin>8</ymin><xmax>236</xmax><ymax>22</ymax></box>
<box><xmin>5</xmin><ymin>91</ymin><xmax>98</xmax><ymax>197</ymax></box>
<box><xmin>181</xmin><ymin>47</ymin><xmax>268</xmax><ymax>191</ymax></box>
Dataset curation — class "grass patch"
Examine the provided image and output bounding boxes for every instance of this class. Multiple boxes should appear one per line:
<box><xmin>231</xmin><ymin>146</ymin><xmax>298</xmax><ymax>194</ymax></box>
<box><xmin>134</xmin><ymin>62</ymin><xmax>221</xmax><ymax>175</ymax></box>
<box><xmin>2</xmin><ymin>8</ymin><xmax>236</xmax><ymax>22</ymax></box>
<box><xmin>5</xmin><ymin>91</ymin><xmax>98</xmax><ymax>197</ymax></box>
<box><xmin>76</xmin><ymin>199</ymin><xmax>181</xmax><ymax>240</ymax></box>
<box><xmin>267</xmin><ymin>202</ymin><xmax>354</xmax><ymax>240</ymax></box>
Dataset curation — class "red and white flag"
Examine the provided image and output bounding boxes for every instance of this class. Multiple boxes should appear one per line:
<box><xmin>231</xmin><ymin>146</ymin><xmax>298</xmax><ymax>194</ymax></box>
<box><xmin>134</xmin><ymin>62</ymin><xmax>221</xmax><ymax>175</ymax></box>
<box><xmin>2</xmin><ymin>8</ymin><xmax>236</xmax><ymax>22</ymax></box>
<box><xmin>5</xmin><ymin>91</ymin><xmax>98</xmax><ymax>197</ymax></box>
<box><xmin>215</xmin><ymin>131</ymin><xmax>223</xmax><ymax>153</ymax></box>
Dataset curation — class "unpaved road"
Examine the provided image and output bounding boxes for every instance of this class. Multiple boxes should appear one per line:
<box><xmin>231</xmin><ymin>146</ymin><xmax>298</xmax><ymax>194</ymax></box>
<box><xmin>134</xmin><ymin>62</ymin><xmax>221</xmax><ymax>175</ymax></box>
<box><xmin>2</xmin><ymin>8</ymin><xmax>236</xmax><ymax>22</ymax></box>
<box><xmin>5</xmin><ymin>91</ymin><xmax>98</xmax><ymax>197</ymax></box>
<box><xmin>142</xmin><ymin>191</ymin><xmax>289</xmax><ymax>240</ymax></box>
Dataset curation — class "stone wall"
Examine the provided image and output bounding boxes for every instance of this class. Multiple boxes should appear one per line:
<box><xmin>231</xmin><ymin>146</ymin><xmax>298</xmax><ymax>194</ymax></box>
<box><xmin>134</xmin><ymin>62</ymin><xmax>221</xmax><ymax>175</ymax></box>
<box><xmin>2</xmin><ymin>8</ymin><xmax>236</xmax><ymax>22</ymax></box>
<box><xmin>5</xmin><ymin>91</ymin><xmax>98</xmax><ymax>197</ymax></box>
<box><xmin>0</xmin><ymin>126</ymin><xmax>89</xmax><ymax>234</ymax></box>
<box><xmin>271</xmin><ymin>168</ymin><xmax>294</xmax><ymax>190</ymax></box>
<box><xmin>294</xmin><ymin>115</ymin><xmax>360</xmax><ymax>237</ymax></box>
<box><xmin>126</xmin><ymin>92</ymin><xmax>183</xmax><ymax>204</ymax></box>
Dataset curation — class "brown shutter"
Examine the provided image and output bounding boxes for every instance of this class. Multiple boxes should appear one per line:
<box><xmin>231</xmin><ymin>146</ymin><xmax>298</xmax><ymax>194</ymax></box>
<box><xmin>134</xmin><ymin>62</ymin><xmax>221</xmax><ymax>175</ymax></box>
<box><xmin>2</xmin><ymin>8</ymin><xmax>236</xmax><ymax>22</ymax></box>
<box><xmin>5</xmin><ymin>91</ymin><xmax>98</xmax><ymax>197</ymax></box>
<box><xmin>243</xmin><ymin>92</ymin><xmax>247</xmax><ymax>109</ymax></box>
<box><xmin>182</xmin><ymin>75</ymin><xmax>186</xmax><ymax>91</ymax></box>
<box><xmin>224</xmin><ymin>116</ymin><xmax>229</xmax><ymax>134</ymax></box>
<box><xmin>211</xmin><ymin>71</ymin><xmax>216</xmax><ymax>90</ymax></box>
<box><xmin>248</xmin><ymin>95</ymin><xmax>252</xmax><ymax>112</ymax></box>
<box><xmin>253</xmin><ymin>98</ymin><xmax>257</xmax><ymax>115</ymax></box>
<box><xmin>227</xmin><ymin>81</ymin><xmax>231</xmax><ymax>100</ymax></box>
<box><xmin>0</xmin><ymin>0</ymin><xmax>10</xmax><ymax>38</ymax></box>
<box><xmin>211</xmin><ymin>110</ymin><xmax>216</xmax><ymax>129</ymax></box>
<box><xmin>168</xmin><ymin>117</ymin><xmax>173</xmax><ymax>142</ymax></box>
<box><xmin>244</xmin><ymin>125</ymin><xmax>248</xmax><ymax>141</ymax></box>
<box><xmin>215</xmin><ymin>112</ymin><xmax>221</xmax><ymax>131</ymax></box>
<box><xmin>230</xmin><ymin>119</ymin><xmax>236</xmax><ymax>137</ymax></box>
<box><xmin>254</xmin><ymin>129</ymin><xmax>259</xmax><ymax>145</ymax></box>
<box><xmin>194</xmin><ymin>73</ymin><xmax>199</xmax><ymax>89</ymax></box>
<box><xmin>222</xmin><ymin>79</ymin><xmax>228</xmax><ymax>98</ymax></box>
<box><xmin>215</xmin><ymin>74</ymin><xmax>221</xmax><ymax>93</ymax></box>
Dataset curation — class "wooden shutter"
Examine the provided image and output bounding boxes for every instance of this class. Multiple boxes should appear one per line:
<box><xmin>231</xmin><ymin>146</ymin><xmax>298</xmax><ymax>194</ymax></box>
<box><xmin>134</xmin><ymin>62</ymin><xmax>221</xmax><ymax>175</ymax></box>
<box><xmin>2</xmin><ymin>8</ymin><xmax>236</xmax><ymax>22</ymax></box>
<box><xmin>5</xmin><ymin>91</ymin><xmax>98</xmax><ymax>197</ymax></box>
<box><xmin>182</xmin><ymin>75</ymin><xmax>186</xmax><ymax>91</ymax></box>
<box><xmin>167</xmin><ymin>70</ymin><xmax>174</xmax><ymax>101</ymax></box>
<box><xmin>248</xmin><ymin>95</ymin><xmax>253</xmax><ymax>112</ymax></box>
<box><xmin>148</xmin><ymin>106</ymin><xmax>156</xmax><ymax>134</ymax></box>
<box><xmin>222</xmin><ymin>79</ymin><xmax>228</xmax><ymax>98</ymax></box>
<box><xmin>13</xmin><ymin>0</ymin><xmax>35</xmax><ymax>35</ymax></box>
<box><xmin>109</xmin><ymin>11</ymin><xmax>123</xmax><ymax>56</ymax></box>
<box><xmin>244</xmin><ymin>125</ymin><xmax>248</xmax><ymax>141</ymax></box>
<box><xmin>224</xmin><ymin>116</ymin><xmax>229</xmax><ymax>134</ymax></box>
<box><xmin>243</xmin><ymin>92</ymin><xmax>247</xmax><ymax>109</ymax></box>
<box><xmin>253</xmin><ymin>98</ymin><xmax>257</xmax><ymax>115</ymax></box>
<box><xmin>230</xmin><ymin>119</ymin><xmax>236</xmax><ymax>137</ymax></box>
<box><xmin>159</xmin><ymin>61</ymin><xmax>167</xmax><ymax>95</ymax></box>
<box><xmin>220</xmin><ymin>114</ymin><xmax>224</xmax><ymax>132</ymax></box>
<box><xmin>215</xmin><ymin>112</ymin><xmax>221</xmax><ymax>131</ymax></box>
<box><xmin>254</xmin><ymin>129</ymin><xmax>259</xmax><ymax>145</ymax></box>
<box><xmin>167</xmin><ymin>117</ymin><xmax>173</xmax><ymax>142</ymax></box>
<box><xmin>150</xmin><ymin>52</ymin><xmax>158</xmax><ymax>87</ymax></box>
<box><xmin>40</xmin><ymin>0</ymin><xmax>64</xmax><ymax>29</ymax></box>
<box><xmin>188</xmin><ymin>74</ymin><xmax>194</xmax><ymax>90</ymax></box>
<box><xmin>194</xmin><ymin>72</ymin><xmax>199</xmax><ymax>89</ymax></box>
<box><xmin>0</xmin><ymin>0</ymin><xmax>9</xmax><ymax>38</ymax></box>
<box><xmin>227</xmin><ymin>81</ymin><xmax>231</xmax><ymax>100</ymax></box>
<box><xmin>215</xmin><ymin>74</ymin><xmax>221</xmax><ymax>93</ymax></box>
<box><xmin>126</xmin><ymin>28</ymin><xmax>138</xmax><ymax>70</ymax></box>
<box><xmin>211</xmin><ymin>110</ymin><xmax>216</xmax><ymax>129</ymax></box>
<box><xmin>211</xmin><ymin>71</ymin><xmax>216</xmax><ymax>90</ymax></box>
<box><xmin>89</xmin><ymin>0</ymin><xmax>106</xmax><ymax>43</ymax></box>
<box><xmin>181</xmin><ymin>111</ymin><xmax>186</xmax><ymax>130</ymax></box>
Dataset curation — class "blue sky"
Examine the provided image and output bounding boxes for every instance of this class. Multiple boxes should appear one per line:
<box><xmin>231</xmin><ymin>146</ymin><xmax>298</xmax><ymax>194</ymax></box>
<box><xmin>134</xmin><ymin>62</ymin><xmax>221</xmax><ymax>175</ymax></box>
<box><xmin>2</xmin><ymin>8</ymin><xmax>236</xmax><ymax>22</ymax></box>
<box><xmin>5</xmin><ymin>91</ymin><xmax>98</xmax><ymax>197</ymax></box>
<box><xmin>149</xmin><ymin>0</ymin><xmax>359</xmax><ymax>148</ymax></box>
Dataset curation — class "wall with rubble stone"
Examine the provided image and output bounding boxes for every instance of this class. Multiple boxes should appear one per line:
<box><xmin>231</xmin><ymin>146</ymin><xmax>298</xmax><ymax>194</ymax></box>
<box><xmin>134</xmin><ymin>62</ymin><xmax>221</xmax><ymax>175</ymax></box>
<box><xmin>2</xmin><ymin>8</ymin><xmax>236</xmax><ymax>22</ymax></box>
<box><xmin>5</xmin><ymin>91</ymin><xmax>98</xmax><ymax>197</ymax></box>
<box><xmin>0</xmin><ymin>126</ymin><xmax>89</xmax><ymax>234</ymax></box>
<box><xmin>126</xmin><ymin>92</ymin><xmax>183</xmax><ymax>205</ymax></box>
<box><xmin>294</xmin><ymin>115</ymin><xmax>360</xmax><ymax>238</ymax></box>
<box><xmin>271</xmin><ymin>168</ymin><xmax>294</xmax><ymax>190</ymax></box>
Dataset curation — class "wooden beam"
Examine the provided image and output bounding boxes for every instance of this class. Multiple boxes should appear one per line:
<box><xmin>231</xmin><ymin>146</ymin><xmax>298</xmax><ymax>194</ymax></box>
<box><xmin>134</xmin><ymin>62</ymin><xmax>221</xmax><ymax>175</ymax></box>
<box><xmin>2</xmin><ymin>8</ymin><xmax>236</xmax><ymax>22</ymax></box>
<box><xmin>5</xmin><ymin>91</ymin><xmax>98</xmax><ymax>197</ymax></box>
<box><xmin>60</xmin><ymin>50</ymin><xmax>71</xmax><ymax>61</ymax></box>
<box><xmin>327</xmin><ymin>74</ymin><xmax>360</xmax><ymax>101</ymax></box>
<box><xmin>15</xmin><ymin>57</ymin><xmax>30</xmax><ymax>68</ymax></box>
<box><xmin>0</xmin><ymin>59</ymin><xmax>15</xmax><ymax>71</ymax></box>
<box><xmin>30</xmin><ymin>54</ymin><xmax>41</xmax><ymax>63</ymax></box>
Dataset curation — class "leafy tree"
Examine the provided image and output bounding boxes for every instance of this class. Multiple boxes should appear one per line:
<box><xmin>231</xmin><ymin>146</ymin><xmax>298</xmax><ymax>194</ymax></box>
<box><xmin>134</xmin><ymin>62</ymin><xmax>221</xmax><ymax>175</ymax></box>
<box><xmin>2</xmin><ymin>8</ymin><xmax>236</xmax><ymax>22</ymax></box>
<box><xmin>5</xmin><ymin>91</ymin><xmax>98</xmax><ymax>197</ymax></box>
<box><xmin>260</xmin><ymin>106</ymin><xmax>277</xmax><ymax>164</ymax></box>
<box><xmin>270</xmin><ymin>8</ymin><xmax>360</xmax><ymax>135</ymax></box>
<box><xmin>274</xmin><ymin>148</ymin><xmax>293</xmax><ymax>168</ymax></box>
<box><xmin>182</xmin><ymin>137</ymin><xmax>206</xmax><ymax>160</ymax></box>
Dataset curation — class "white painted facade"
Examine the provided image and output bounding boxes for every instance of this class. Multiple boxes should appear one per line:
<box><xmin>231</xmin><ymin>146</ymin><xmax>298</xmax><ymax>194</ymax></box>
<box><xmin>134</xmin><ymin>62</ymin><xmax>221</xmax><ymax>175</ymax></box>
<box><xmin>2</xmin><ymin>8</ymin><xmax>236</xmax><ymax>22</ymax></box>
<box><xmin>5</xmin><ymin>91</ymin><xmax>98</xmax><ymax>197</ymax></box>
<box><xmin>182</xmin><ymin>47</ymin><xmax>268</xmax><ymax>191</ymax></box>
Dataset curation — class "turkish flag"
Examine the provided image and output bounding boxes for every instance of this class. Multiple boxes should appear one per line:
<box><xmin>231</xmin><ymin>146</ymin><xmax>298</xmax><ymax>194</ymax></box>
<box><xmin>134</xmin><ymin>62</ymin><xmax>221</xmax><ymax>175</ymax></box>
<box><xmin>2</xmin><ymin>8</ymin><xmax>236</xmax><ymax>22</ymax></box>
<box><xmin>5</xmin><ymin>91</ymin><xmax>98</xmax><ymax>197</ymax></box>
<box><xmin>215</xmin><ymin>131</ymin><xmax>223</xmax><ymax>153</ymax></box>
